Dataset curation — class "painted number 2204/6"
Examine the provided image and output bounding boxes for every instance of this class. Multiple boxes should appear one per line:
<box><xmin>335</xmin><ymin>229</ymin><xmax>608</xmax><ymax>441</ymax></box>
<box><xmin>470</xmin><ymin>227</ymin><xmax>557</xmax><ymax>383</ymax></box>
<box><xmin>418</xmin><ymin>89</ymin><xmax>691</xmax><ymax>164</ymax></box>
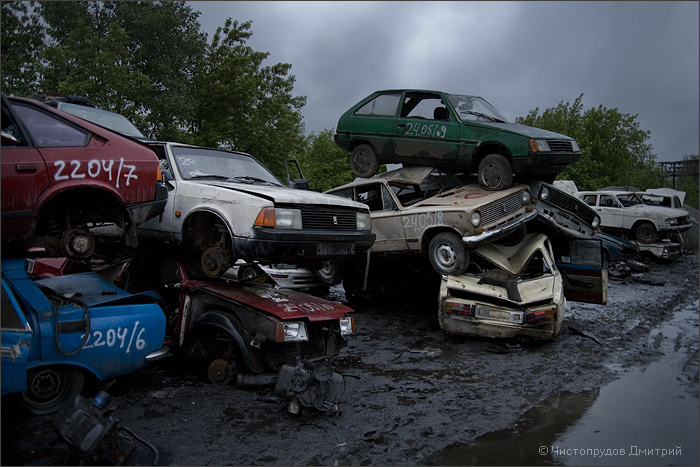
<box><xmin>402</xmin><ymin>211</ymin><xmax>444</xmax><ymax>233</ymax></box>
<box><xmin>80</xmin><ymin>321</ymin><xmax>148</xmax><ymax>353</ymax></box>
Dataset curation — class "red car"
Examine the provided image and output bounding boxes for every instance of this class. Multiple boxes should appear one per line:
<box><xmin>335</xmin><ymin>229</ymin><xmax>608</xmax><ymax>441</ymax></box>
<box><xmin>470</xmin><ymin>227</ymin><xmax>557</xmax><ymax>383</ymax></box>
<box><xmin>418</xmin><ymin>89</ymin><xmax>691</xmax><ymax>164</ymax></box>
<box><xmin>1</xmin><ymin>94</ymin><xmax>167</xmax><ymax>259</ymax></box>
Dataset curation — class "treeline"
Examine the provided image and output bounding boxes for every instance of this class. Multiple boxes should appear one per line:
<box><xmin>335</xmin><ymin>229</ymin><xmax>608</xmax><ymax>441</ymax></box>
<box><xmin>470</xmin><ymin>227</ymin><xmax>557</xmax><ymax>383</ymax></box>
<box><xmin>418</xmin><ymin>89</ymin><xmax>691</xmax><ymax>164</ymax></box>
<box><xmin>2</xmin><ymin>1</ymin><xmax>695</xmax><ymax>202</ymax></box>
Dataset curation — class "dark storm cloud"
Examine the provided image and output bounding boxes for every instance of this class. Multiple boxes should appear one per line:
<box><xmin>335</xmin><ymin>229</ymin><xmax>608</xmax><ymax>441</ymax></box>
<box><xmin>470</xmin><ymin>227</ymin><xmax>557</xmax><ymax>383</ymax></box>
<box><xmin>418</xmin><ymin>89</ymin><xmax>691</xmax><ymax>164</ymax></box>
<box><xmin>191</xmin><ymin>1</ymin><xmax>699</xmax><ymax>162</ymax></box>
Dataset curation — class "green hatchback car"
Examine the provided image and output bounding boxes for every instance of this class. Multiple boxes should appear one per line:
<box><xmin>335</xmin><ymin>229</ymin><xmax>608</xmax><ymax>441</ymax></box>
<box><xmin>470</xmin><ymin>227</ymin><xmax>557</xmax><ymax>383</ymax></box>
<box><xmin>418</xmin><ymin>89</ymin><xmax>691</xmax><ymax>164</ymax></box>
<box><xmin>334</xmin><ymin>89</ymin><xmax>581</xmax><ymax>190</ymax></box>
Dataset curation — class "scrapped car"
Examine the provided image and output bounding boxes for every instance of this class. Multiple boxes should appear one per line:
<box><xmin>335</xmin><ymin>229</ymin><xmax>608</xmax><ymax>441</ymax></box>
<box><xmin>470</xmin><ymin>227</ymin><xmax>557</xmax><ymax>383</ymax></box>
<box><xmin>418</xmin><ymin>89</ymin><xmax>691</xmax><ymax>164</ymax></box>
<box><xmin>334</xmin><ymin>89</ymin><xmax>581</xmax><ymax>190</ymax></box>
<box><xmin>577</xmin><ymin>190</ymin><xmax>692</xmax><ymax>244</ymax></box>
<box><xmin>1</xmin><ymin>95</ymin><xmax>167</xmax><ymax>259</ymax></box>
<box><xmin>136</xmin><ymin>142</ymin><xmax>375</xmax><ymax>278</ymax></box>
<box><xmin>326</xmin><ymin>166</ymin><xmax>536</xmax><ymax>276</ymax></box>
<box><xmin>1</xmin><ymin>259</ymin><xmax>168</xmax><ymax>414</ymax></box>
<box><xmin>529</xmin><ymin>180</ymin><xmax>600</xmax><ymax>238</ymax></box>
<box><xmin>593</xmin><ymin>231</ymin><xmax>639</xmax><ymax>262</ymax></box>
<box><xmin>438</xmin><ymin>233</ymin><xmax>607</xmax><ymax>340</ymax></box>
<box><xmin>112</xmin><ymin>252</ymin><xmax>355</xmax><ymax>412</ymax></box>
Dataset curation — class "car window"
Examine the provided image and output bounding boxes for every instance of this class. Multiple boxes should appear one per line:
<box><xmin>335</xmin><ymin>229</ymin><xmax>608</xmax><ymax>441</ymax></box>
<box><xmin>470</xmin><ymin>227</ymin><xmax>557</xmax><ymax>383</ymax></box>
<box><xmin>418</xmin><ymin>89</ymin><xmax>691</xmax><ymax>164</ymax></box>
<box><xmin>1</xmin><ymin>281</ymin><xmax>30</xmax><ymax>331</ymax></box>
<box><xmin>617</xmin><ymin>193</ymin><xmax>643</xmax><ymax>207</ymax></box>
<box><xmin>600</xmin><ymin>195</ymin><xmax>619</xmax><ymax>208</ymax></box>
<box><xmin>354</xmin><ymin>93</ymin><xmax>401</xmax><ymax>117</ymax></box>
<box><xmin>171</xmin><ymin>146</ymin><xmax>283</xmax><ymax>186</ymax></box>
<box><xmin>445</xmin><ymin>94</ymin><xmax>510</xmax><ymax>123</ymax></box>
<box><xmin>581</xmin><ymin>194</ymin><xmax>598</xmax><ymax>206</ymax></box>
<box><xmin>400</xmin><ymin>93</ymin><xmax>447</xmax><ymax>120</ymax></box>
<box><xmin>57</xmin><ymin>102</ymin><xmax>146</xmax><ymax>139</ymax></box>
<box><xmin>355</xmin><ymin>183</ymin><xmax>388</xmax><ymax>212</ymax></box>
<box><xmin>326</xmin><ymin>187</ymin><xmax>353</xmax><ymax>200</ymax></box>
<box><xmin>381</xmin><ymin>185</ymin><xmax>398</xmax><ymax>211</ymax></box>
<box><xmin>12</xmin><ymin>103</ymin><xmax>90</xmax><ymax>147</ymax></box>
<box><xmin>1</xmin><ymin>103</ymin><xmax>27</xmax><ymax>147</ymax></box>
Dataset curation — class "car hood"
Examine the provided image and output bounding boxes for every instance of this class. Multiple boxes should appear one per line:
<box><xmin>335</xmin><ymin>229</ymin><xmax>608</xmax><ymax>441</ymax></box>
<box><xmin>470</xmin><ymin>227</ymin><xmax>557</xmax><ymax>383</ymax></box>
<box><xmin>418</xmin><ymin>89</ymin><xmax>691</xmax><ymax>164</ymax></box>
<box><xmin>191</xmin><ymin>180</ymin><xmax>367</xmax><ymax>209</ymax></box>
<box><xmin>415</xmin><ymin>183</ymin><xmax>528</xmax><ymax>208</ymax></box>
<box><xmin>471</xmin><ymin>121</ymin><xmax>576</xmax><ymax>141</ymax></box>
<box><xmin>36</xmin><ymin>273</ymin><xmax>162</xmax><ymax>308</ymax></box>
<box><xmin>190</xmin><ymin>280</ymin><xmax>354</xmax><ymax>321</ymax></box>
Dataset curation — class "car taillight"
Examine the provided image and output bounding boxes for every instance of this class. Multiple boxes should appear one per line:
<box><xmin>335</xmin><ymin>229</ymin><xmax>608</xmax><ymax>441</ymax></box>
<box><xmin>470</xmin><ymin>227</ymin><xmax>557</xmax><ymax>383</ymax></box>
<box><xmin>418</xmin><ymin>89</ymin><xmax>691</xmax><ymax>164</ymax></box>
<box><xmin>445</xmin><ymin>301</ymin><xmax>473</xmax><ymax>316</ymax></box>
<box><xmin>525</xmin><ymin>308</ymin><xmax>555</xmax><ymax>324</ymax></box>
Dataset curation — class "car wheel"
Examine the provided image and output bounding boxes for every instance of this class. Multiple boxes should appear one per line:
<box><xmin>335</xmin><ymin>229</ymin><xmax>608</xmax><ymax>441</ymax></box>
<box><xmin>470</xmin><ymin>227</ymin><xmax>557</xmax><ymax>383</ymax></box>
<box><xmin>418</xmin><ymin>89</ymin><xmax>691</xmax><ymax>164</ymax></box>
<box><xmin>60</xmin><ymin>227</ymin><xmax>95</xmax><ymax>260</ymax></box>
<box><xmin>20</xmin><ymin>366</ymin><xmax>84</xmax><ymax>415</ymax></box>
<box><xmin>349</xmin><ymin>144</ymin><xmax>379</xmax><ymax>178</ymax></box>
<box><xmin>428</xmin><ymin>232</ymin><xmax>469</xmax><ymax>276</ymax></box>
<box><xmin>478</xmin><ymin>154</ymin><xmax>513</xmax><ymax>191</ymax></box>
<box><xmin>315</xmin><ymin>260</ymin><xmax>343</xmax><ymax>285</ymax></box>
<box><xmin>635</xmin><ymin>222</ymin><xmax>658</xmax><ymax>244</ymax></box>
<box><xmin>238</xmin><ymin>265</ymin><xmax>260</xmax><ymax>281</ymax></box>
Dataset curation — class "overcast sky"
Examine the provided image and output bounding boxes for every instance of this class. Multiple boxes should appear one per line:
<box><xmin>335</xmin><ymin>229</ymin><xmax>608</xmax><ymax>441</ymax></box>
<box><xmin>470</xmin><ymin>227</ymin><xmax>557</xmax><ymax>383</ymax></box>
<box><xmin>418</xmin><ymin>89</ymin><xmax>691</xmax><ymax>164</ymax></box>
<box><xmin>189</xmin><ymin>1</ymin><xmax>699</xmax><ymax>163</ymax></box>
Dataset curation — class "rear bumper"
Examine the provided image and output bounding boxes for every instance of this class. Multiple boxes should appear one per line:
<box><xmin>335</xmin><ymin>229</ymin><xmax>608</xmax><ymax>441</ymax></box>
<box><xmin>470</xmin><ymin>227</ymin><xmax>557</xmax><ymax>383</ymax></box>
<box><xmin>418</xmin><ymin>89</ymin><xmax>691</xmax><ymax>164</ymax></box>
<box><xmin>126</xmin><ymin>182</ymin><xmax>169</xmax><ymax>224</ymax></box>
<box><xmin>145</xmin><ymin>346</ymin><xmax>170</xmax><ymax>363</ymax></box>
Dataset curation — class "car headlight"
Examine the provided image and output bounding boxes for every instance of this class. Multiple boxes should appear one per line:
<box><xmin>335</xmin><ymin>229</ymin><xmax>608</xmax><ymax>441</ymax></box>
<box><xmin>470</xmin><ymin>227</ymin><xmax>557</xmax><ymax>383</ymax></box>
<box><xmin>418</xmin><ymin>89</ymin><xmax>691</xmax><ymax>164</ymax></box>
<box><xmin>571</xmin><ymin>140</ymin><xmax>580</xmax><ymax>152</ymax></box>
<box><xmin>282</xmin><ymin>322</ymin><xmax>309</xmax><ymax>342</ymax></box>
<box><xmin>592</xmin><ymin>215</ymin><xmax>601</xmax><ymax>228</ymax></box>
<box><xmin>528</xmin><ymin>139</ymin><xmax>550</xmax><ymax>152</ymax></box>
<box><xmin>357</xmin><ymin>212</ymin><xmax>371</xmax><ymax>231</ymax></box>
<box><xmin>522</xmin><ymin>190</ymin><xmax>531</xmax><ymax>205</ymax></box>
<box><xmin>471</xmin><ymin>211</ymin><xmax>481</xmax><ymax>227</ymax></box>
<box><xmin>666</xmin><ymin>217</ymin><xmax>678</xmax><ymax>225</ymax></box>
<box><xmin>539</xmin><ymin>186</ymin><xmax>550</xmax><ymax>200</ymax></box>
<box><xmin>255</xmin><ymin>207</ymin><xmax>303</xmax><ymax>229</ymax></box>
<box><xmin>339</xmin><ymin>317</ymin><xmax>356</xmax><ymax>336</ymax></box>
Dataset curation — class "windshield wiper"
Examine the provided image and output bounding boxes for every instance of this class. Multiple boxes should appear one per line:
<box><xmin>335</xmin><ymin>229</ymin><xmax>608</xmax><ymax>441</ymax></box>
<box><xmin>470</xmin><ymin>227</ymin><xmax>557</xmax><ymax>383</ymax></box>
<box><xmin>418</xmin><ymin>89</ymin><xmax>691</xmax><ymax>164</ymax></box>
<box><xmin>189</xmin><ymin>174</ymin><xmax>231</xmax><ymax>180</ymax></box>
<box><xmin>231</xmin><ymin>176</ymin><xmax>278</xmax><ymax>186</ymax></box>
<box><xmin>462</xmin><ymin>110</ymin><xmax>503</xmax><ymax>123</ymax></box>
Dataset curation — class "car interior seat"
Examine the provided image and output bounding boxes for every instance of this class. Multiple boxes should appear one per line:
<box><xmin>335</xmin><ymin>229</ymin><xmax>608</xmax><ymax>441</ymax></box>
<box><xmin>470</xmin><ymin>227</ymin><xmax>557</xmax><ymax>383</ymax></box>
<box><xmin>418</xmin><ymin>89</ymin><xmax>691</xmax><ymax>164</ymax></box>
<box><xmin>433</xmin><ymin>107</ymin><xmax>449</xmax><ymax>120</ymax></box>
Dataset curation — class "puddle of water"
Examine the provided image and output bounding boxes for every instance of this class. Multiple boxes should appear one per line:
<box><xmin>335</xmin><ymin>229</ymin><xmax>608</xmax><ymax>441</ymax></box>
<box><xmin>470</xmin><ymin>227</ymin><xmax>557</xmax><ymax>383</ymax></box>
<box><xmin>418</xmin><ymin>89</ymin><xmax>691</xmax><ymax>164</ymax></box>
<box><xmin>427</xmin><ymin>301</ymin><xmax>699</xmax><ymax>467</ymax></box>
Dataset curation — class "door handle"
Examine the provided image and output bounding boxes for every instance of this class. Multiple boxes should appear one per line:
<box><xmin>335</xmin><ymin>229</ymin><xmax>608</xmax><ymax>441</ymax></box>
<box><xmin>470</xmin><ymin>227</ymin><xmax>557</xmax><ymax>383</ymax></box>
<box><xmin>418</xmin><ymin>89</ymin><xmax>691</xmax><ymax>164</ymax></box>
<box><xmin>396</xmin><ymin>123</ymin><xmax>407</xmax><ymax>128</ymax></box>
<box><xmin>15</xmin><ymin>164</ymin><xmax>37</xmax><ymax>173</ymax></box>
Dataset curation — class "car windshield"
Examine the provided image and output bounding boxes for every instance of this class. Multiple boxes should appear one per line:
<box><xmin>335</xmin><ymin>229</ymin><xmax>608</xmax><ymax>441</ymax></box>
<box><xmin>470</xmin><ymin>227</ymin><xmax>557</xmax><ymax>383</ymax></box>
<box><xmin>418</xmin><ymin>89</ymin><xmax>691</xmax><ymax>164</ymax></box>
<box><xmin>445</xmin><ymin>94</ymin><xmax>510</xmax><ymax>123</ymax></box>
<box><xmin>57</xmin><ymin>102</ymin><xmax>146</xmax><ymax>139</ymax></box>
<box><xmin>171</xmin><ymin>146</ymin><xmax>283</xmax><ymax>186</ymax></box>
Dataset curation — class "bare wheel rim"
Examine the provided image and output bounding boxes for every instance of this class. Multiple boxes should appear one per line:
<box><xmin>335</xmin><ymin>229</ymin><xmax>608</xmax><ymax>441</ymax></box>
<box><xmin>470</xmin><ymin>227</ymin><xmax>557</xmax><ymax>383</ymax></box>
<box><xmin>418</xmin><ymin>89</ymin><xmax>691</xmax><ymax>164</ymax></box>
<box><xmin>435</xmin><ymin>243</ymin><xmax>456</xmax><ymax>269</ymax></box>
<box><xmin>481</xmin><ymin>161</ymin><xmax>504</xmax><ymax>188</ymax></box>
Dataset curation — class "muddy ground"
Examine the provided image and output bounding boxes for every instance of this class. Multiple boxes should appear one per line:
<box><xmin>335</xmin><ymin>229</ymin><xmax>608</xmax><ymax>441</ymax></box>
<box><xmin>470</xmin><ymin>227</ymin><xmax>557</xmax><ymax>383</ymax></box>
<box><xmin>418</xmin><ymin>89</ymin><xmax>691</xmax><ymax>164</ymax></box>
<box><xmin>2</xmin><ymin>253</ymin><xmax>698</xmax><ymax>466</ymax></box>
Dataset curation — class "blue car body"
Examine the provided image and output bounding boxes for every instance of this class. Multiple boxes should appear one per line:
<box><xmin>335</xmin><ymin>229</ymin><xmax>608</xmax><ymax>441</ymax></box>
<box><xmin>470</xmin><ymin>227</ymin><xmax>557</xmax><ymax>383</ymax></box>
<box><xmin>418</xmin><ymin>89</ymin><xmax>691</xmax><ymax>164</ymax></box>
<box><xmin>1</xmin><ymin>259</ymin><xmax>167</xmax><ymax>413</ymax></box>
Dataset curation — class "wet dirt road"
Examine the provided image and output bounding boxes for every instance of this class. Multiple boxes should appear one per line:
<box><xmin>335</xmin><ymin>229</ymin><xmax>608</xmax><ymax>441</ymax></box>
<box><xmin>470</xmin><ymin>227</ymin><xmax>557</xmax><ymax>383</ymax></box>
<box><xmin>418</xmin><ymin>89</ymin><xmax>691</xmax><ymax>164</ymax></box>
<box><xmin>2</xmin><ymin>254</ymin><xmax>698</xmax><ymax>466</ymax></box>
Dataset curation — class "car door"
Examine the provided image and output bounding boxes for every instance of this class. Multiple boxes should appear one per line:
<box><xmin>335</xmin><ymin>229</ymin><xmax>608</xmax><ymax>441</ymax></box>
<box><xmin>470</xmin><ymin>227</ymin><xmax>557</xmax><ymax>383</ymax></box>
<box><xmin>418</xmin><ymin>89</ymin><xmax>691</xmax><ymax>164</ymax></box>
<box><xmin>1</xmin><ymin>278</ymin><xmax>34</xmax><ymax>395</ymax></box>
<box><xmin>393</xmin><ymin>91</ymin><xmax>460</xmax><ymax>161</ymax></box>
<box><xmin>590</xmin><ymin>194</ymin><xmax>626</xmax><ymax>230</ymax></box>
<box><xmin>1</xmin><ymin>96</ymin><xmax>50</xmax><ymax>238</ymax></box>
<box><xmin>553</xmin><ymin>237</ymin><xmax>608</xmax><ymax>305</ymax></box>
<box><xmin>355</xmin><ymin>182</ymin><xmax>408</xmax><ymax>252</ymax></box>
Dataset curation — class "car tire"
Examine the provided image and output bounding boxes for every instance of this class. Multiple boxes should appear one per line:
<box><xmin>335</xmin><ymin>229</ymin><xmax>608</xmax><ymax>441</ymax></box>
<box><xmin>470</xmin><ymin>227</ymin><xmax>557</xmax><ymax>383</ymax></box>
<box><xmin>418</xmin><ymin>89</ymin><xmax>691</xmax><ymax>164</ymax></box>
<box><xmin>315</xmin><ymin>260</ymin><xmax>343</xmax><ymax>285</ymax></box>
<box><xmin>349</xmin><ymin>144</ymin><xmax>379</xmax><ymax>178</ymax></box>
<box><xmin>478</xmin><ymin>154</ymin><xmax>513</xmax><ymax>191</ymax></box>
<box><xmin>428</xmin><ymin>232</ymin><xmax>469</xmax><ymax>276</ymax></box>
<box><xmin>635</xmin><ymin>222</ymin><xmax>658</xmax><ymax>244</ymax></box>
<box><xmin>20</xmin><ymin>366</ymin><xmax>85</xmax><ymax>415</ymax></box>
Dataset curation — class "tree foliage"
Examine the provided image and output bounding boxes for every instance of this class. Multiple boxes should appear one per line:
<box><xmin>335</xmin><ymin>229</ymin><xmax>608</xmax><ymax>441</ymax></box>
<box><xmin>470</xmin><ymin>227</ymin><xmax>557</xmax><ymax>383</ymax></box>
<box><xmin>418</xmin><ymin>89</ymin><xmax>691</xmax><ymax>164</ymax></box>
<box><xmin>517</xmin><ymin>94</ymin><xmax>665</xmax><ymax>191</ymax></box>
<box><xmin>298</xmin><ymin>129</ymin><xmax>356</xmax><ymax>192</ymax></box>
<box><xmin>1</xmin><ymin>1</ymin><xmax>45</xmax><ymax>96</ymax></box>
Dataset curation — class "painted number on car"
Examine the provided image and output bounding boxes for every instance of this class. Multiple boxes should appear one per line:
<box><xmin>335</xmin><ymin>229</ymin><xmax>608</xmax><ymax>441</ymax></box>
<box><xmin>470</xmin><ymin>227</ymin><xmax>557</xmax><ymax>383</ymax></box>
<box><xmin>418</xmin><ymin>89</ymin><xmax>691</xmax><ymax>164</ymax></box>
<box><xmin>405</xmin><ymin>122</ymin><xmax>448</xmax><ymax>138</ymax></box>
<box><xmin>53</xmin><ymin>158</ymin><xmax>138</xmax><ymax>188</ymax></box>
<box><xmin>79</xmin><ymin>321</ymin><xmax>148</xmax><ymax>353</ymax></box>
<box><xmin>402</xmin><ymin>211</ymin><xmax>444</xmax><ymax>233</ymax></box>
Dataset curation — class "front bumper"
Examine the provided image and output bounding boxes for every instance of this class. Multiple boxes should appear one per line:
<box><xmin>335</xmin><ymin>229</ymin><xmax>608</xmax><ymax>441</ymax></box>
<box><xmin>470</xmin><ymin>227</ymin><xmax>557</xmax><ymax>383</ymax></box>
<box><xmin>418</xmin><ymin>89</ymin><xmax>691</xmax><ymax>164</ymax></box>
<box><xmin>145</xmin><ymin>346</ymin><xmax>170</xmax><ymax>363</ymax></box>
<box><xmin>234</xmin><ymin>229</ymin><xmax>376</xmax><ymax>264</ymax></box>
<box><xmin>462</xmin><ymin>210</ymin><xmax>538</xmax><ymax>246</ymax></box>
<box><xmin>512</xmin><ymin>152</ymin><xmax>581</xmax><ymax>174</ymax></box>
<box><xmin>657</xmin><ymin>223</ymin><xmax>694</xmax><ymax>233</ymax></box>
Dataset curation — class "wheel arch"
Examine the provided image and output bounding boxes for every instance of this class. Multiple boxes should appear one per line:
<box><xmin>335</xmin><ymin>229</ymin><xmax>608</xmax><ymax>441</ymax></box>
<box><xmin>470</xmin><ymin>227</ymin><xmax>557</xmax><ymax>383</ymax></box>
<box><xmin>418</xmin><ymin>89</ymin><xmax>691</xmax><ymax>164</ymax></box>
<box><xmin>420</xmin><ymin>226</ymin><xmax>465</xmax><ymax>256</ymax></box>
<box><xmin>472</xmin><ymin>142</ymin><xmax>513</xmax><ymax>169</ymax></box>
<box><xmin>181</xmin><ymin>209</ymin><xmax>235</xmax><ymax>251</ymax></box>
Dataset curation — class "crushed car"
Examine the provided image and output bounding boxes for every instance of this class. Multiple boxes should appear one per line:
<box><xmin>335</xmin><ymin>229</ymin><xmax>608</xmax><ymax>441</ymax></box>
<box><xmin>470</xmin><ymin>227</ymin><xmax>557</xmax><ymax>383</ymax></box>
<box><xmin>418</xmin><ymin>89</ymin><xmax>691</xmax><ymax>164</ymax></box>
<box><xmin>1</xmin><ymin>95</ymin><xmax>167</xmax><ymax>259</ymax></box>
<box><xmin>325</xmin><ymin>166</ymin><xmax>536</xmax><ymax>277</ymax></box>
<box><xmin>334</xmin><ymin>89</ymin><xmax>580</xmax><ymax>189</ymax></box>
<box><xmin>1</xmin><ymin>259</ymin><xmax>168</xmax><ymax>414</ymax></box>
<box><xmin>577</xmin><ymin>189</ymin><xmax>692</xmax><ymax>244</ymax></box>
<box><xmin>135</xmin><ymin>142</ymin><xmax>375</xmax><ymax>278</ymax></box>
<box><xmin>529</xmin><ymin>180</ymin><xmax>601</xmax><ymax>238</ymax></box>
<box><xmin>109</xmin><ymin>251</ymin><xmax>356</xmax><ymax>414</ymax></box>
<box><xmin>438</xmin><ymin>233</ymin><xmax>607</xmax><ymax>340</ymax></box>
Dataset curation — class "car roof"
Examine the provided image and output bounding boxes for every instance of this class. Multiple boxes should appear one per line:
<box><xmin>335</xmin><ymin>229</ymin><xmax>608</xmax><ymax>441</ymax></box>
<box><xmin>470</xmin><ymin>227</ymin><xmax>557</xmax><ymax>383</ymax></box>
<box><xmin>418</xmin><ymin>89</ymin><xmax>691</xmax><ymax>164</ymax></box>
<box><xmin>372</xmin><ymin>89</ymin><xmax>481</xmax><ymax>98</ymax></box>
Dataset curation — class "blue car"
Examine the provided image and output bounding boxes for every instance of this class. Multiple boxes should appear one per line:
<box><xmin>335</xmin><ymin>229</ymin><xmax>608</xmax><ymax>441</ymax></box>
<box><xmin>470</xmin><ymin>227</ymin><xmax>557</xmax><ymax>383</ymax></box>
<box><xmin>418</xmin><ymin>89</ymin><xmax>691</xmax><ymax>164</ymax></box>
<box><xmin>1</xmin><ymin>259</ymin><xmax>168</xmax><ymax>414</ymax></box>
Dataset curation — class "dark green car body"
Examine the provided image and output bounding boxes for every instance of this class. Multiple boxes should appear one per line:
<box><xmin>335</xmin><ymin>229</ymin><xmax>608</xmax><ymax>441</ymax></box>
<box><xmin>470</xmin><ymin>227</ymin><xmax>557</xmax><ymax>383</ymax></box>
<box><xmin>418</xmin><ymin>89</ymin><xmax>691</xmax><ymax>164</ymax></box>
<box><xmin>334</xmin><ymin>89</ymin><xmax>581</xmax><ymax>190</ymax></box>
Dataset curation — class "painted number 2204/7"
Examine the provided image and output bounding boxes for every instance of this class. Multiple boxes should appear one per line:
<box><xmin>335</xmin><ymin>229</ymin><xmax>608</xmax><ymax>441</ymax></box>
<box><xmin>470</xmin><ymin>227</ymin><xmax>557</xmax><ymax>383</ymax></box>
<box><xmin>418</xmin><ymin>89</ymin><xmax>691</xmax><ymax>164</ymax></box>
<box><xmin>80</xmin><ymin>321</ymin><xmax>148</xmax><ymax>353</ymax></box>
<box><xmin>402</xmin><ymin>211</ymin><xmax>444</xmax><ymax>233</ymax></box>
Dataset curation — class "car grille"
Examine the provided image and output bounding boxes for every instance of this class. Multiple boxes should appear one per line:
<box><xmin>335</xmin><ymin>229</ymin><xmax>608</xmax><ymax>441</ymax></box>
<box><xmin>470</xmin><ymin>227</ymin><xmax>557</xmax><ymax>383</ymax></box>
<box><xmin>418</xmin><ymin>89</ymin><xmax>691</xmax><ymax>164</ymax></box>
<box><xmin>300</xmin><ymin>206</ymin><xmax>357</xmax><ymax>230</ymax></box>
<box><xmin>547</xmin><ymin>187</ymin><xmax>598</xmax><ymax>225</ymax></box>
<box><xmin>480</xmin><ymin>192</ymin><xmax>525</xmax><ymax>226</ymax></box>
<box><xmin>547</xmin><ymin>140</ymin><xmax>575</xmax><ymax>152</ymax></box>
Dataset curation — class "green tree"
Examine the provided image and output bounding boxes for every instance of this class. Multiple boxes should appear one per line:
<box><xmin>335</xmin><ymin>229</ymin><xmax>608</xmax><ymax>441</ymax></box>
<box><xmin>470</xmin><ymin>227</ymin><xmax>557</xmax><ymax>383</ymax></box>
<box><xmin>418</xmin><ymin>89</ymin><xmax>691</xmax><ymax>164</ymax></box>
<box><xmin>190</xmin><ymin>18</ymin><xmax>306</xmax><ymax>179</ymax></box>
<box><xmin>675</xmin><ymin>155</ymin><xmax>699</xmax><ymax>210</ymax></box>
<box><xmin>298</xmin><ymin>129</ymin><xmax>356</xmax><ymax>192</ymax></box>
<box><xmin>1</xmin><ymin>1</ymin><xmax>45</xmax><ymax>96</ymax></box>
<box><xmin>517</xmin><ymin>94</ymin><xmax>665</xmax><ymax>191</ymax></box>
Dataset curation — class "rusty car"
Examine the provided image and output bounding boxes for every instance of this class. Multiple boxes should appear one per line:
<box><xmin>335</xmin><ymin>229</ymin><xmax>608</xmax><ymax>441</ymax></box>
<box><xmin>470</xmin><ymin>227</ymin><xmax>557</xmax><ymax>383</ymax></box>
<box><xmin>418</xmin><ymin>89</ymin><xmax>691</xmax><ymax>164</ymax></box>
<box><xmin>1</xmin><ymin>95</ymin><xmax>167</xmax><ymax>259</ymax></box>
<box><xmin>438</xmin><ymin>233</ymin><xmax>608</xmax><ymax>340</ymax></box>
<box><xmin>1</xmin><ymin>259</ymin><xmax>168</xmax><ymax>414</ymax></box>
<box><xmin>334</xmin><ymin>89</ymin><xmax>580</xmax><ymax>190</ymax></box>
<box><xmin>135</xmin><ymin>142</ymin><xmax>375</xmax><ymax>278</ymax></box>
<box><xmin>325</xmin><ymin>166</ymin><xmax>536</xmax><ymax>277</ymax></box>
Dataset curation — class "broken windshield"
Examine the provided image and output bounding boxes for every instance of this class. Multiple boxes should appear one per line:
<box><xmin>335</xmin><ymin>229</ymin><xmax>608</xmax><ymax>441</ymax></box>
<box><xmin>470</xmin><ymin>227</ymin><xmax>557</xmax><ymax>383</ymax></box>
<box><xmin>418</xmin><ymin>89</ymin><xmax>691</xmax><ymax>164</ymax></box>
<box><xmin>171</xmin><ymin>146</ymin><xmax>283</xmax><ymax>186</ymax></box>
<box><xmin>445</xmin><ymin>94</ymin><xmax>510</xmax><ymax>123</ymax></box>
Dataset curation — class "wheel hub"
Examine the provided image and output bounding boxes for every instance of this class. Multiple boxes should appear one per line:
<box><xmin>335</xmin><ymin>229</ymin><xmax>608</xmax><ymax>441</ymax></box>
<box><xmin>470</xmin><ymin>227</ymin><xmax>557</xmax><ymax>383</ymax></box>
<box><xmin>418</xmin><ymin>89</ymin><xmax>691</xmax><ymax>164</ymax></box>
<box><xmin>60</xmin><ymin>228</ymin><xmax>95</xmax><ymax>259</ymax></box>
<box><xmin>436</xmin><ymin>244</ymin><xmax>456</xmax><ymax>268</ymax></box>
<box><xmin>207</xmin><ymin>358</ymin><xmax>233</xmax><ymax>384</ymax></box>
